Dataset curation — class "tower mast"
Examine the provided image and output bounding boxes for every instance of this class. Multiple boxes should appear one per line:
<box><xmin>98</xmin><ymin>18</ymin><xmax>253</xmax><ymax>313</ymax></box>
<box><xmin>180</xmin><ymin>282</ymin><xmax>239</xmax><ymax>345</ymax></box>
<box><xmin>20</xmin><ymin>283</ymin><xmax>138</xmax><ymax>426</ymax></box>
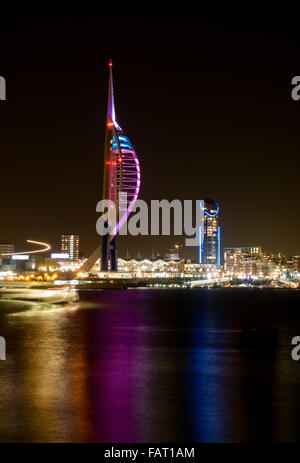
<box><xmin>80</xmin><ymin>60</ymin><xmax>141</xmax><ymax>273</ymax></box>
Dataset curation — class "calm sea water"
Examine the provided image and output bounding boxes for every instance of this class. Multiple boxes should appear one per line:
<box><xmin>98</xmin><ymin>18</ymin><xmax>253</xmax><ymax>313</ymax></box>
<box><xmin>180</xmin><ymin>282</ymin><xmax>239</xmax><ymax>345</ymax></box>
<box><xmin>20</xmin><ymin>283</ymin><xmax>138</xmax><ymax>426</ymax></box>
<box><xmin>0</xmin><ymin>288</ymin><xmax>300</xmax><ymax>442</ymax></box>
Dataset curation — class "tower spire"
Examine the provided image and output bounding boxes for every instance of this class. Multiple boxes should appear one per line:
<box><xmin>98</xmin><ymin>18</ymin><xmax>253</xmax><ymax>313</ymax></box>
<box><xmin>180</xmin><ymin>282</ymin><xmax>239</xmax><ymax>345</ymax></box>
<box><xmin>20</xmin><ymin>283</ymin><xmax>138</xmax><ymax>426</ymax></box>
<box><xmin>80</xmin><ymin>60</ymin><xmax>140</xmax><ymax>273</ymax></box>
<box><xmin>107</xmin><ymin>59</ymin><xmax>121</xmax><ymax>130</ymax></box>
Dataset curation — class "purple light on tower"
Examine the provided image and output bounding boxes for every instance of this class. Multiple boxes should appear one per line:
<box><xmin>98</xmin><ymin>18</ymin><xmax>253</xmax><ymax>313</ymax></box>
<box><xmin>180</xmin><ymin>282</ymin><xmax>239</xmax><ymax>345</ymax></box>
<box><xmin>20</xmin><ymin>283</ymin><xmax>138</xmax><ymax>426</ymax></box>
<box><xmin>104</xmin><ymin>61</ymin><xmax>141</xmax><ymax>262</ymax></box>
<box><xmin>113</xmin><ymin>147</ymin><xmax>141</xmax><ymax>236</ymax></box>
<box><xmin>81</xmin><ymin>60</ymin><xmax>141</xmax><ymax>273</ymax></box>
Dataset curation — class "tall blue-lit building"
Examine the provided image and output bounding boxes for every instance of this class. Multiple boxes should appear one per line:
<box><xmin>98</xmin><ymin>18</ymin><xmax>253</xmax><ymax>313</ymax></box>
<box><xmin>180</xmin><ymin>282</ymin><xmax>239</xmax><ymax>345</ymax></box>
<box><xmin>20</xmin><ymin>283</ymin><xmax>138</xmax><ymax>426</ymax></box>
<box><xmin>199</xmin><ymin>198</ymin><xmax>221</xmax><ymax>266</ymax></box>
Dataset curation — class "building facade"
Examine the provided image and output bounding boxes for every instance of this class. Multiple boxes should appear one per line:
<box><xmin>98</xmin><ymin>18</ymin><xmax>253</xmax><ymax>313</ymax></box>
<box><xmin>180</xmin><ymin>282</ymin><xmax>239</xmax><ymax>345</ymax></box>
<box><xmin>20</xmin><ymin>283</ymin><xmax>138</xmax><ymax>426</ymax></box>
<box><xmin>224</xmin><ymin>246</ymin><xmax>262</xmax><ymax>274</ymax></box>
<box><xmin>199</xmin><ymin>199</ymin><xmax>221</xmax><ymax>266</ymax></box>
<box><xmin>223</xmin><ymin>246</ymin><xmax>299</xmax><ymax>281</ymax></box>
<box><xmin>61</xmin><ymin>234</ymin><xmax>79</xmax><ymax>260</ymax></box>
<box><xmin>0</xmin><ymin>241</ymin><xmax>15</xmax><ymax>256</ymax></box>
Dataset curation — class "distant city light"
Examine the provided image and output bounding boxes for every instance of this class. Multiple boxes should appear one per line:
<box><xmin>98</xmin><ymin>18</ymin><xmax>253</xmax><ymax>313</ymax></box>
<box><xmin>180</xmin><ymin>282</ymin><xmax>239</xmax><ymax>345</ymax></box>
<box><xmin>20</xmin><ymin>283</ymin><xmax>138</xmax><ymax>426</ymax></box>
<box><xmin>51</xmin><ymin>253</ymin><xmax>69</xmax><ymax>259</ymax></box>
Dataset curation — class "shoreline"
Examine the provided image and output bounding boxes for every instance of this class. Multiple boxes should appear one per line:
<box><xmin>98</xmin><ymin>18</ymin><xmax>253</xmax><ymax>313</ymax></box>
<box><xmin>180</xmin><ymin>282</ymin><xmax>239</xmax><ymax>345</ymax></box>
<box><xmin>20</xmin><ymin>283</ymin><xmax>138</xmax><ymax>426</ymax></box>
<box><xmin>0</xmin><ymin>279</ymin><xmax>298</xmax><ymax>290</ymax></box>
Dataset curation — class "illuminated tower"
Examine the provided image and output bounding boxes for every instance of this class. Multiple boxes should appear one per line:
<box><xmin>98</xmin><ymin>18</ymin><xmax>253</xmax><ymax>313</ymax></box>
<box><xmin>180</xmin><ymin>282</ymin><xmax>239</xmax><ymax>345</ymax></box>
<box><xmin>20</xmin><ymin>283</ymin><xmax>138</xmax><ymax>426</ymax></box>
<box><xmin>199</xmin><ymin>199</ymin><xmax>221</xmax><ymax>266</ymax></box>
<box><xmin>101</xmin><ymin>60</ymin><xmax>141</xmax><ymax>271</ymax></box>
<box><xmin>82</xmin><ymin>61</ymin><xmax>141</xmax><ymax>273</ymax></box>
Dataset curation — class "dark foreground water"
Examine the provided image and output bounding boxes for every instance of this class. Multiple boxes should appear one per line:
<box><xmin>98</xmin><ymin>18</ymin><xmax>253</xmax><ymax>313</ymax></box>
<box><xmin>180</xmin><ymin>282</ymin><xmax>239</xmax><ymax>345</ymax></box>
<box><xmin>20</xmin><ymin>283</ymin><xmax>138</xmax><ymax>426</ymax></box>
<box><xmin>0</xmin><ymin>288</ymin><xmax>300</xmax><ymax>442</ymax></box>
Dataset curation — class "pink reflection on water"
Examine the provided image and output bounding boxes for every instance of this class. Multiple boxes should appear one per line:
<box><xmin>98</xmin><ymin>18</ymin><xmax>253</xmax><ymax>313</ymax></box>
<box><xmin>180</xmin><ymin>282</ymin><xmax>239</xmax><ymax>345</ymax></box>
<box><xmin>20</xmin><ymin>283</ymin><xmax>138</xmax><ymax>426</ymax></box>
<box><xmin>88</xmin><ymin>292</ymin><xmax>150</xmax><ymax>442</ymax></box>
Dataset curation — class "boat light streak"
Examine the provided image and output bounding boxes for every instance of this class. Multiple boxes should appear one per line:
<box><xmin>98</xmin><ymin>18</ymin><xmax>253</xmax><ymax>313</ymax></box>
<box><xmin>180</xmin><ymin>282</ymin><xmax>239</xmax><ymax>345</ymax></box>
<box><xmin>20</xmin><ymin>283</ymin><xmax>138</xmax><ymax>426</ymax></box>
<box><xmin>2</xmin><ymin>240</ymin><xmax>51</xmax><ymax>256</ymax></box>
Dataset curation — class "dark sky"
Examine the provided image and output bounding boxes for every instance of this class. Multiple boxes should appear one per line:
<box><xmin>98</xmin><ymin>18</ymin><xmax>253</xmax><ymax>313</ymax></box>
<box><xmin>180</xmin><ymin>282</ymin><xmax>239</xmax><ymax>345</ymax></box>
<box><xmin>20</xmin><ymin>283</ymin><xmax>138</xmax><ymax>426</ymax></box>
<box><xmin>1</xmin><ymin>7</ymin><xmax>300</xmax><ymax>260</ymax></box>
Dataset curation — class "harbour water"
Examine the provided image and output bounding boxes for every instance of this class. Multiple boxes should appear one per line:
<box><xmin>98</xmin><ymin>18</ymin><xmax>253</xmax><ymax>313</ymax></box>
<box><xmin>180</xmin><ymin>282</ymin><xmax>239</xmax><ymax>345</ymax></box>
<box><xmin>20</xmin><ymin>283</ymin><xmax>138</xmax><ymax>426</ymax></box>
<box><xmin>0</xmin><ymin>288</ymin><xmax>300</xmax><ymax>442</ymax></box>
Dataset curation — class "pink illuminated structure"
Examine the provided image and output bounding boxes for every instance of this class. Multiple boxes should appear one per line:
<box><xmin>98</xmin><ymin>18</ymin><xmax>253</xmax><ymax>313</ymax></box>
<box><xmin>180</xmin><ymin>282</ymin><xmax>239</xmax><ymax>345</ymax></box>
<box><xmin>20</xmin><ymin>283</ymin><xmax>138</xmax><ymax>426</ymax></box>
<box><xmin>82</xmin><ymin>61</ymin><xmax>141</xmax><ymax>272</ymax></box>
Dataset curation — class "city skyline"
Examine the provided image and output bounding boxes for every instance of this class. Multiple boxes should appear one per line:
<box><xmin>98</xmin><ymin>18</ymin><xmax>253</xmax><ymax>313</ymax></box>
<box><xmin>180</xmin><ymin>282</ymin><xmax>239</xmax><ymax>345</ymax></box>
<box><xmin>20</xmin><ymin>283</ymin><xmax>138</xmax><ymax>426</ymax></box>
<box><xmin>0</xmin><ymin>12</ymin><xmax>300</xmax><ymax>259</ymax></box>
<box><xmin>2</xmin><ymin>10</ymin><xmax>300</xmax><ymax>448</ymax></box>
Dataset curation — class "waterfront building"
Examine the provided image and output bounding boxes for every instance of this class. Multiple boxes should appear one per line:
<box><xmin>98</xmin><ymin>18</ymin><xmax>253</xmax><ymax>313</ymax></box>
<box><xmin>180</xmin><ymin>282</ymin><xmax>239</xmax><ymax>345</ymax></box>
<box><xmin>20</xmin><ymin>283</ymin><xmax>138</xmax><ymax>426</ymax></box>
<box><xmin>0</xmin><ymin>241</ymin><xmax>15</xmax><ymax>272</ymax></box>
<box><xmin>199</xmin><ymin>199</ymin><xmax>221</xmax><ymax>266</ymax></box>
<box><xmin>117</xmin><ymin>255</ymin><xmax>184</xmax><ymax>277</ymax></box>
<box><xmin>238</xmin><ymin>256</ymin><xmax>272</xmax><ymax>280</ymax></box>
<box><xmin>184</xmin><ymin>262</ymin><xmax>223</xmax><ymax>279</ymax></box>
<box><xmin>116</xmin><ymin>258</ymin><xmax>223</xmax><ymax>280</ymax></box>
<box><xmin>224</xmin><ymin>246</ymin><xmax>263</xmax><ymax>274</ymax></box>
<box><xmin>61</xmin><ymin>234</ymin><xmax>79</xmax><ymax>260</ymax></box>
<box><xmin>224</xmin><ymin>246</ymin><xmax>300</xmax><ymax>281</ymax></box>
<box><xmin>0</xmin><ymin>241</ymin><xmax>15</xmax><ymax>256</ymax></box>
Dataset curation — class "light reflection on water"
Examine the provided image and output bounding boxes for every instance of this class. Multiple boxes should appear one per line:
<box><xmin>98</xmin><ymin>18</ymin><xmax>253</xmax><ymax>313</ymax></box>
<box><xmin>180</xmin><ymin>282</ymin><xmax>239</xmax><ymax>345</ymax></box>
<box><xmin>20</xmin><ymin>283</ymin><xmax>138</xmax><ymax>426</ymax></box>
<box><xmin>5</xmin><ymin>301</ymin><xmax>85</xmax><ymax>317</ymax></box>
<box><xmin>0</xmin><ymin>288</ymin><xmax>299</xmax><ymax>442</ymax></box>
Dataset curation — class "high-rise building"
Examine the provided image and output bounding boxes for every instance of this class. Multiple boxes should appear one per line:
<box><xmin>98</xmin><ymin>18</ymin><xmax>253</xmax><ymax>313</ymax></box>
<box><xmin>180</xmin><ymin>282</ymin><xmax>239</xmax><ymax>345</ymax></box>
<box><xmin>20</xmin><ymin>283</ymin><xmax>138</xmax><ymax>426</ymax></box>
<box><xmin>199</xmin><ymin>199</ymin><xmax>221</xmax><ymax>266</ymax></box>
<box><xmin>61</xmin><ymin>234</ymin><xmax>79</xmax><ymax>260</ymax></box>
<box><xmin>0</xmin><ymin>241</ymin><xmax>15</xmax><ymax>256</ymax></box>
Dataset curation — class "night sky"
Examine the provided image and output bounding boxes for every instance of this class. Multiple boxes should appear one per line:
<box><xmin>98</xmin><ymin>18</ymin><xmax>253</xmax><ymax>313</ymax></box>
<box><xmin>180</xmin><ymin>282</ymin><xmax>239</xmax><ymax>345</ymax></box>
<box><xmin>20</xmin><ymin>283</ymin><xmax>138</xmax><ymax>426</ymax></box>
<box><xmin>1</xmin><ymin>8</ymin><xmax>300</xmax><ymax>260</ymax></box>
